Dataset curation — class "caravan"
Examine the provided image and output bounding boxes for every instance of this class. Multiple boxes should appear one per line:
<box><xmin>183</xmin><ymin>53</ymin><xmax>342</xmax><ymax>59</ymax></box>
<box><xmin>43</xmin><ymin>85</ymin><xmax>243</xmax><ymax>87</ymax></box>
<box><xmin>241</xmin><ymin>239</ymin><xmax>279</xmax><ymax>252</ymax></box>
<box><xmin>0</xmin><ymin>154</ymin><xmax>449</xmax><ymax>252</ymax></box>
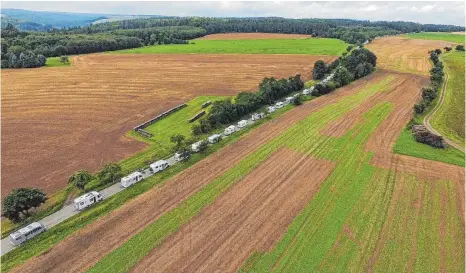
<box><xmin>224</xmin><ymin>125</ymin><xmax>238</xmax><ymax>136</ymax></box>
<box><xmin>9</xmin><ymin>222</ymin><xmax>46</xmax><ymax>246</ymax></box>
<box><xmin>208</xmin><ymin>134</ymin><xmax>221</xmax><ymax>144</ymax></box>
<box><xmin>191</xmin><ymin>140</ymin><xmax>205</xmax><ymax>152</ymax></box>
<box><xmin>285</xmin><ymin>97</ymin><xmax>294</xmax><ymax>104</ymax></box>
<box><xmin>275</xmin><ymin>102</ymin><xmax>284</xmax><ymax>108</ymax></box>
<box><xmin>251</xmin><ymin>112</ymin><xmax>265</xmax><ymax>121</ymax></box>
<box><xmin>120</xmin><ymin>171</ymin><xmax>143</xmax><ymax>188</ymax></box>
<box><xmin>267</xmin><ymin>106</ymin><xmax>276</xmax><ymax>113</ymax></box>
<box><xmin>150</xmin><ymin>160</ymin><xmax>169</xmax><ymax>174</ymax></box>
<box><xmin>175</xmin><ymin>152</ymin><xmax>189</xmax><ymax>162</ymax></box>
<box><xmin>74</xmin><ymin>191</ymin><xmax>103</xmax><ymax>211</ymax></box>
<box><xmin>237</xmin><ymin>120</ymin><xmax>248</xmax><ymax>128</ymax></box>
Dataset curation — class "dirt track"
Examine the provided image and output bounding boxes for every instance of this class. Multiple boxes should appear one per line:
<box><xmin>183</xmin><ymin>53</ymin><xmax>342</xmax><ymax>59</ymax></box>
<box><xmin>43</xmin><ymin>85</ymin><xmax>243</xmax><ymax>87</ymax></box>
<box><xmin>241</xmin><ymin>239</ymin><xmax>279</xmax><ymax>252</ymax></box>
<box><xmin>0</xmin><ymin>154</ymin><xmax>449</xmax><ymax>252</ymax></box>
<box><xmin>9</xmin><ymin>72</ymin><xmax>388</xmax><ymax>273</ymax></box>
<box><xmin>132</xmin><ymin>148</ymin><xmax>334</xmax><ymax>273</ymax></box>
<box><xmin>1</xmin><ymin>53</ymin><xmax>335</xmax><ymax>198</ymax></box>
<box><xmin>196</xmin><ymin>33</ymin><xmax>312</xmax><ymax>40</ymax></box>
<box><xmin>367</xmin><ymin>36</ymin><xmax>454</xmax><ymax>75</ymax></box>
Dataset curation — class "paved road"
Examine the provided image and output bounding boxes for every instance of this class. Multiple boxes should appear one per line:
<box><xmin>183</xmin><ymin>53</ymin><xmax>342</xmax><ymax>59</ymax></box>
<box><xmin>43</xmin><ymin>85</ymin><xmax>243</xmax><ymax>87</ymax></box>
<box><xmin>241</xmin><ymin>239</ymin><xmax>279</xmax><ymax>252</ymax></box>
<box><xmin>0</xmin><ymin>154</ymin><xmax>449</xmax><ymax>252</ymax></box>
<box><xmin>424</xmin><ymin>69</ymin><xmax>465</xmax><ymax>152</ymax></box>
<box><xmin>0</xmin><ymin>113</ymin><xmax>266</xmax><ymax>256</ymax></box>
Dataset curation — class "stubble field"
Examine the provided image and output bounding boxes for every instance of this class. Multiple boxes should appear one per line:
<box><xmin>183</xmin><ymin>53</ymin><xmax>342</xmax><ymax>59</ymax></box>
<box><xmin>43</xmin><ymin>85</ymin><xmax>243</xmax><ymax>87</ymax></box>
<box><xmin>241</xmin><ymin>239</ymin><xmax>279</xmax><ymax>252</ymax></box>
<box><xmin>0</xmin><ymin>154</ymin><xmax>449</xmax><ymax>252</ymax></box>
<box><xmin>1</xmin><ymin>53</ymin><xmax>335</xmax><ymax>198</ymax></box>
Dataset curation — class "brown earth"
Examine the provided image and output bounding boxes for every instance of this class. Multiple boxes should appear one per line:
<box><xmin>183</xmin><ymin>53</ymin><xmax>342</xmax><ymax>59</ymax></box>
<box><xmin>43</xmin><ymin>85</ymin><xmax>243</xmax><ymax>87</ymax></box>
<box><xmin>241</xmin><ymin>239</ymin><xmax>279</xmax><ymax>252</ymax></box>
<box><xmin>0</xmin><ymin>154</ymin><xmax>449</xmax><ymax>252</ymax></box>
<box><xmin>1</xmin><ymin>53</ymin><xmax>335</xmax><ymax>198</ymax></box>
<box><xmin>132</xmin><ymin>148</ymin><xmax>334</xmax><ymax>273</ymax></box>
<box><xmin>196</xmin><ymin>33</ymin><xmax>312</xmax><ymax>40</ymax></box>
<box><xmin>367</xmin><ymin>36</ymin><xmax>454</xmax><ymax>75</ymax></box>
<box><xmin>9</xmin><ymin>71</ymin><xmax>389</xmax><ymax>273</ymax></box>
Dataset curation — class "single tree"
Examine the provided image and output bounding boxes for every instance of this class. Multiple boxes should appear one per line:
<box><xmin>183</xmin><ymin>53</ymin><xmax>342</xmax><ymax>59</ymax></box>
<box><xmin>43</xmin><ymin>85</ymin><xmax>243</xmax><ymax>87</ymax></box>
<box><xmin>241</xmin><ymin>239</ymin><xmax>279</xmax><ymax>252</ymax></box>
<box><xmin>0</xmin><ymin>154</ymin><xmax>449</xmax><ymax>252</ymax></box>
<box><xmin>68</xmin><ymin>170</ymin><xmax>92</xmax><ymax>191</ymax></box>
<box><xmin>3</xmin><ymin>188</ymin><xmax>47</xmax><ymax>222</ymax></box>
<box><xmin>292</xmin><ymin>94</ymin><xmax>303</xmax><ymax>106</ymax></box>
<box><xmin>98</xmin><ymin>163</ymin><xmax>122</xmax><ymax>185</ymax></box>
<box><xmin>170</xmin><ymin>134</ymin><xmax>186</xmax><ymax>151</ymax></box>
<box><xmin>60</xmin><ymin>55</ymin><xmax>70</xmax><ymax>64</ymax></box>
<box><xmin>312</xmin><ymin>60</ymin><xmax>327</xmax><ymax>80</ymax></box>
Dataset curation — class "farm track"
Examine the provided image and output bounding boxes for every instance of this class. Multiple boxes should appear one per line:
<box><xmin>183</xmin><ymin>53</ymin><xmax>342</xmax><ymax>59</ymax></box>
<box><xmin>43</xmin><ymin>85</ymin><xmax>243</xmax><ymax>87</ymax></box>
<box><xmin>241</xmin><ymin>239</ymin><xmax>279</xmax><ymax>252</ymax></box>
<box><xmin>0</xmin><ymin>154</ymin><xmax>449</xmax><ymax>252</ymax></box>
<box><xmin>367</xmin><ymin>36</ymin><xmax>454</xmax><ymax>75</ymax></box>
<box><xmin>132</xmin><ymin>148</ymin><xmax>334</xmax><ymax>273</ymax></box>
<box><xmin>8</xmin><ymin>72</ymin><xmax>389</xmax><ymax>273</ymax></box>
<box><xmin>1</xmin><ymin>53</ymin><xmax>335</xmax><ymax>198</ymax></box>
<box><xmin>196</xmin><ymin>33</ymin><xmax>313</xmax><ymax>40</ymax></box>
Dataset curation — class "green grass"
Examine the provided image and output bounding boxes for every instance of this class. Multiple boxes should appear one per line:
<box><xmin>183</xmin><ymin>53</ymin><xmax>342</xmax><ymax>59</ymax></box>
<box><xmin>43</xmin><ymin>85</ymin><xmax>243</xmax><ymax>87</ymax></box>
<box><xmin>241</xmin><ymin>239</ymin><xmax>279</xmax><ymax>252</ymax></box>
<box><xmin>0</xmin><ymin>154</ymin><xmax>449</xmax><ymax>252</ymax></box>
<box><xmin>0</xmin><ymin>98</ymin><xmax>293</xmax><ymax>273</ymax></box>
<box><xmin>403</xmin><ymin>32</ymin><xmax>465</xmax><ymax>44</ymax></box>
<box><xmin>431</xmin><ymin>51</ymin><xmax>465</xmax><ymax>147</ymax></box>
<box><xmin>111</xmin><ymin>38</ymin><xmax>348</xmax><ymax>55</ymax></box>
<box><xmin>45</xmin><ymin>57</ymin><xmax>71</xmax><ymax>67</ymax></box>
<box><xmin>304</xmin><ymin>79</ymin><xmax>318</xmax><ymax>88</ymax></box>
<box><xmin>393</xmin><ymin>128</ymin><xmax>464</xmax><ymax>166</ymax></box>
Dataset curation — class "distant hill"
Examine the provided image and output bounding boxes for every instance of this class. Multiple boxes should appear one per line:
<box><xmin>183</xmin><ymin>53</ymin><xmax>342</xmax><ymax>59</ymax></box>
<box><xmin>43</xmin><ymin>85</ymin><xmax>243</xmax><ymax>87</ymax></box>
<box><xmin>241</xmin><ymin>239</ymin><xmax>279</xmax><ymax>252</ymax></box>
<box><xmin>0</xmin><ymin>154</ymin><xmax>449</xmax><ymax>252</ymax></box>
<box><xmin>0</xmin><ymin>8</ymin><xmax>161</xmax><ymax>31</ymax></box>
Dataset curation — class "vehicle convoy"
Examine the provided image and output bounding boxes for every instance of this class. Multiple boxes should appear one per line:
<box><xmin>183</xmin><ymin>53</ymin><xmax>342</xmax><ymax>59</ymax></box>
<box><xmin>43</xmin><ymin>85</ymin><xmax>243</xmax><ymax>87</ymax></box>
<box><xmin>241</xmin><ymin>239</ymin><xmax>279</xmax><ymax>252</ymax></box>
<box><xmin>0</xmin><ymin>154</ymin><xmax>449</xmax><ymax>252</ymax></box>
<box><xmin>150</xmin><ymin>160</ymin><xmax>169</xmax><ymax>173</ymax></box>
<box><xmin>120</xmin><ymin>171</ymin><xmax>144</xmax><ymax>188</ymax></box>
<box><xmin>9</xmin><ymin>222</ymin><xmax>46</xmax><ymax>246</ymax></box>
<box><xmin>74</xmin><ymin>191</ymin><xmax>103</xmax><ymax>211</ymax></box>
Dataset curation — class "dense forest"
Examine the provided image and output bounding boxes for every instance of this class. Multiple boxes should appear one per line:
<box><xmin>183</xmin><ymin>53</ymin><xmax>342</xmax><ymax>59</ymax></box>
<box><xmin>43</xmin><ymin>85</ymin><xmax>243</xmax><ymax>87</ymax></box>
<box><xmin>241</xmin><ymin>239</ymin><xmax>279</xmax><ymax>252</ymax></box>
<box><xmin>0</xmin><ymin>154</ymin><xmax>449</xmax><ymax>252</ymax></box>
<box><xmin>1</xmin><ymin>16</ymin><xmax>464</xmax><ymax>68</ymax></box>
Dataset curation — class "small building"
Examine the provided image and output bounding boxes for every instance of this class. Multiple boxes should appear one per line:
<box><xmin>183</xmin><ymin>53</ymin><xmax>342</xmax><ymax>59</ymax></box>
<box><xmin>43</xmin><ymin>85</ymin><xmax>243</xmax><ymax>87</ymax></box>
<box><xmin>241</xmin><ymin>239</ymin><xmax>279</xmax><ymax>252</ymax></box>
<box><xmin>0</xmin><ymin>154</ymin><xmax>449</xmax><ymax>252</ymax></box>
<box><xmin>9</xmin><ymin>222</ymin><xmax>46</xmax><ymax>246</ymax></box>
<box><xmin>275</xmin><ymin>102</ymin><xmax>284</xmax><ymax>108</ymax></box>
<box><xmin>120</xmin><ymin>171</ymin><xmax>143</xmax><ymax>188</ymax></box>
<box><xmin>224</xmin><ymin>125</ymin><xmax>238</xmax><ymax>136</ymax></box>
<box><xmin>150</xmin><ymin>160</ymin><xmax>169</xmax><ymax>174</ymax></box>
<box><xmin>237</xmin><ymin>120</ymin><xmax>248</xmax><ymax>128</ymax></box>
<box><xmin>208</xmin><ymin>134</ymin><xmax>221</xmax><ymax>144</ymax></box>
<box><xmin>74</xmin><ymin>191</ymin><xmax>103</xmax><ymax>211</ymax></box>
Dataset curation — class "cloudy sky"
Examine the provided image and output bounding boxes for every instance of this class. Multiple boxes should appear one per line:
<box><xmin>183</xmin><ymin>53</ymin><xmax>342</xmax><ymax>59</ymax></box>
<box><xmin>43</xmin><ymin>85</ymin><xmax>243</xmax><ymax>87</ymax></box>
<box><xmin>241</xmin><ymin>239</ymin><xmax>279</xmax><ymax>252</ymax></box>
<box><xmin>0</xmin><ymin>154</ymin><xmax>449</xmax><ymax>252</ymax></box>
<box><xmin>2</xmin><ymin>1</ymin><xmax>465</xmax><ymax>26</ymax></box>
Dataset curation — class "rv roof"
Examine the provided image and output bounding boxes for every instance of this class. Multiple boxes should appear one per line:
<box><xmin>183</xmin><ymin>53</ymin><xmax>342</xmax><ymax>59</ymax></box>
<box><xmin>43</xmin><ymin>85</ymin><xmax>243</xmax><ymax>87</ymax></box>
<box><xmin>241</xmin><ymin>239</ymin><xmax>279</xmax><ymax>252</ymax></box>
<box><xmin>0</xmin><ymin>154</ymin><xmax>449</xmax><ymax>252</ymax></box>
<box><xmin>13</xmin><ymin>222</ymin><xmax>43</xmax><ymax>237</ymax></box>
<box><xmin>74</xmin><ymin>191</ymin><xmax>100</xmax><ymax>203</ymax></box>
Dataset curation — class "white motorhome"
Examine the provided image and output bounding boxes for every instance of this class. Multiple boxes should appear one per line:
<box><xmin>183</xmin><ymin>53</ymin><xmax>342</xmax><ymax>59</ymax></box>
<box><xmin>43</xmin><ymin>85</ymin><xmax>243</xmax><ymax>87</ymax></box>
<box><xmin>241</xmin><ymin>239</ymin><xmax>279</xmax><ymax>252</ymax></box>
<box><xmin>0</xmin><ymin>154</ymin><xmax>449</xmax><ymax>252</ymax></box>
<box><xmin>302</xmin><ymin>89</ymin><xmax>311</xmax><ymax>95</ymax></box>
<box><xmin>9</xmin><ymin>222</ymin><xmax>45</xmax><ymax>246</ymax></box>
<box><xmin>275</xmin><ymin>102</ymin><xmax>284</xmax><ymax>108</ymax></box>
<box><xmin>120</xmin><ymin>171</ymin><xmax>143</xmax><ymax>188</ymax></box>
<box><xmin>208</xmin><ymin>134</ymin><xmax>221</xmax><ymax>144</ymax></box>
<box><xmin>150</xmin><ymin>160</ymin><xmax>169</xmax><ymax>174</ymax></box>
<box><xmin>285</xmin><ymin>97</ymin><xmax>294</xmax><ymax>104</ymax></box>
<box><xmin>74</xmin><ymin>191</ymin><xmax>103</xmax><ymax>211</ymax></box>
<box><xmin>224</xmin><ymin>125</ymin><xmax>237</xmax><ymax>136</ymax></box>
<box><xmin>267</xmin><ymin>106</ymin><xmax>276</xmax><ymax>113</ymax></box>
<box><xmin>191</xmin><ymin>140</ymin><xmax>205</xmax><ymax>152</ymax></box>
<box><xmin>251</xmin><ymin>112</ymin><xmax>265</xmax><ymax>121</ymax></box>
<box><xmin>174</xmin><ymin>152</ymin><xmax>189</xmax><ymax>162</ymax></box>
<box><xmin>237</xmin><ymin>120</ymin><xmax>248</xmax><ymax>128</ymax></box>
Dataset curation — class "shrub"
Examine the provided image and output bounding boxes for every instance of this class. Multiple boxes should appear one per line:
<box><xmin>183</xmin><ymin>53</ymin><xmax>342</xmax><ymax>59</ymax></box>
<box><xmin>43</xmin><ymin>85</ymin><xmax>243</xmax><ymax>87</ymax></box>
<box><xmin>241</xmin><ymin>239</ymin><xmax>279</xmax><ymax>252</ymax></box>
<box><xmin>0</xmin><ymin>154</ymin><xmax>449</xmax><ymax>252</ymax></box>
<box><xmin>455</xmin><ymin>45</ymin><xmax>465</xmax><ymax>51</ymax></box>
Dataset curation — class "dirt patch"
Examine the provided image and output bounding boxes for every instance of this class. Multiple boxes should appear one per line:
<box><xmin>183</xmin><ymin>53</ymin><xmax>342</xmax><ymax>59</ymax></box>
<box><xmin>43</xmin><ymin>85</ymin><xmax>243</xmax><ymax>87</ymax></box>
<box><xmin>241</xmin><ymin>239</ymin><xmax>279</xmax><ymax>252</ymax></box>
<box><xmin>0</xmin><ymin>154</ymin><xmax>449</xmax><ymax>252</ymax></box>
<box><xmin>1</xmin><ymin>53</ymin><xmax>335</xmax><ymax>198</ymax></box>
<box><xmin>367</xmin><ymin>37</ymin><xmax>454</xmax><ymax>75</ymax></box>
<box><xmin>196</xmin><ymin>33</ymin><xmax>312</xmax><ymax>40</ymax></box>
<box><xmin>132</xmin><ymin>148</ymin><xmax>335</xmax><ymax>273</ymax></box>
<box><xmin>9</xmin><ymin>71</ymin><xmax>388</xmax><ymax>273</ymax></box>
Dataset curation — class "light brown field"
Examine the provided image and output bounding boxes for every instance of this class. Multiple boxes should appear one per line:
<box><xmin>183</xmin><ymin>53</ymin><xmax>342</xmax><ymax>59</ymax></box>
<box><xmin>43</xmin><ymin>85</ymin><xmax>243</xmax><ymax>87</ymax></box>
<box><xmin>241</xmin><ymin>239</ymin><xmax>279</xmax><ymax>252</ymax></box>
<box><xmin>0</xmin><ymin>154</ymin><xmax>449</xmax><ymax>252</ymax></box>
<box><xmin>196</xmin><ymin>33</ymin><xmax>312</xmax><ymax>40</ymax></box>
<box><xmin>1</xmin><ymin>53</ymin><xmax>335</xmax><ymax>198</ymax></box>
<box><xmin>451</xmin><ymin>32</ymin><xmax>465</xmax><ymax>35</ymax></box>
<box><xmin>366</xmin><ymin>36</ymin><xmax>454</xmax><ymax>75</ymax></box>
<box><xmin>9</xmin><ymin>71</ymin><xmax>391</xmax><ymax>273</ymax></box>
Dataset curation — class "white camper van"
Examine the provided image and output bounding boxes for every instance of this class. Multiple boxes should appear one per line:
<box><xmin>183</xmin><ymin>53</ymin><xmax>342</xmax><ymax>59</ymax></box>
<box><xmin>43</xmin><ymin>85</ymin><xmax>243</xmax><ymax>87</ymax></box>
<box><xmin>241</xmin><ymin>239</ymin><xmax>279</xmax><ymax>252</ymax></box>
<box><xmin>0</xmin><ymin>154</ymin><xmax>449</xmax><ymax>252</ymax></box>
<box><xmin>74</xmin><ymin>191</ymin><xmax>103</xmax><ymax>211</ymax></box>
<box><xmin>237</xmin><ymin>120</ymin><xmax>248</xmax><ymax>128</ymax></box>
<box><xmin>285</xmin><ymin>97</ymin><xmax>294</xmax><ymax>104</ymax></box>
<box><xmin>267</xmin><ymin>106</ymin><xmax>276</xmax><ymax>113</ymax></box>
<box><xmin>251</xmin><ymin>113</ymin><xmax>265</xmax><ymax>121</ymax></box>
<box><xmin>208</xmin><ymin>134</ymin><xmax>221</xmax><ymax>144</ymax></box>
<box><xmin>302</xmin><ymin>89</ymin><xmax>311</xmax><ymax>95</ymax></box>
<box><xmin>275</xmin><ymin>102</ymin><xmax>284</xmax><ymax>108</ymax></box>
<box><xmin>9</xmin><ymin>222</ymin><xmax>45</xmax><ymax>246</ymax></box>
<box><xmin>150</xmin><ymin>160</ymin><xmax>169</xmax><ymax>174</ymax></box>
<box><xmin>120</xmin><ymin>171</ymin><xmax>143</xmax><ymax>188</ymax></box>
<box><xmin>224</xmin><ymin>125</ymin><xmax>237</xmax><ymax>136</ymax></box>
<box><xmin>174</xmin><ymin>152</ymin><xmax>189</xmax><ymax>162</ymax></box>
<box><xmin>191</xmin><ymin>140</ymin><xmax>205</xmax><ymax>152</ymax></box>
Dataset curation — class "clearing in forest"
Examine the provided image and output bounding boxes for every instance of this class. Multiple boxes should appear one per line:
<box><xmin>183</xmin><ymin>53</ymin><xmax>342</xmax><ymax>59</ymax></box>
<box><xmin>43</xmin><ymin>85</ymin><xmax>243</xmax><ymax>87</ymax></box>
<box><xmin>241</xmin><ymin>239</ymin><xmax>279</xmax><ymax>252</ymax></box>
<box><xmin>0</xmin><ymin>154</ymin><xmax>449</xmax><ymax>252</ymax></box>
<box><xmin>112</xmin><ymin>38</ymin><xmax>348</xmax><ymax>55</ymax></box>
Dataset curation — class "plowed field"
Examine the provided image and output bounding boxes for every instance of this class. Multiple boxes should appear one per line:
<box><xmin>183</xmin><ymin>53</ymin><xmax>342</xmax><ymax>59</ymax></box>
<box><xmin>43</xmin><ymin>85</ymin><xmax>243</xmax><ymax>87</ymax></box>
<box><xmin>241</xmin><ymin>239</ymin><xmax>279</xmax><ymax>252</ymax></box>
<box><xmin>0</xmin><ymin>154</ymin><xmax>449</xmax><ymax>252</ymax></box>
<box><xmin>1</xmin><ymin>53</ymin><xmax>335</xmax><ymax>198</ymax></box>
<box><xmin>196</xmin><ymin>33</ymin><xmax>312</xmax><ymax>40</ymax></box>
<box><xmin>367</xmin><ymin>36</ymin><xmax>454</xmax><ymax>75</ymax></box>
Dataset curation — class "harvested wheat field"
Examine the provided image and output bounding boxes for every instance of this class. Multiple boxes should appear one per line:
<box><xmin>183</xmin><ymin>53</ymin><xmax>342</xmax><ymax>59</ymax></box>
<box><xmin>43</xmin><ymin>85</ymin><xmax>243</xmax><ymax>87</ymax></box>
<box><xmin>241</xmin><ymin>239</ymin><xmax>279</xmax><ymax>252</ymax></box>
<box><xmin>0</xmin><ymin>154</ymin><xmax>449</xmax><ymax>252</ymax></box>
<box><xmin>367</xmin><ymin>36</ymin><xmax>454</xmax><ymax>75</ymax></box>
<box><xmin>196</xmin><ymin>32</ymin><xmax>312</xmax><ymax>40</ymax></box>
<box><xmin>1</xmin><ymin>53</ymin><xmax>335</xmax><ymax>198</ymax></box>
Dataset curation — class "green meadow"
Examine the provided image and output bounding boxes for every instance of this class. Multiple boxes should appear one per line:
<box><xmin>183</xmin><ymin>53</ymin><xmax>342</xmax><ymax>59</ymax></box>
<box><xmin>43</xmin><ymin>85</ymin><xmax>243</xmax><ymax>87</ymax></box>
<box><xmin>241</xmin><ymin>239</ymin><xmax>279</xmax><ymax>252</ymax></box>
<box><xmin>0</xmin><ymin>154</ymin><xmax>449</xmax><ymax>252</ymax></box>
<box><xmin>403</xmin><ymin>32</ymin><xmax>465</xmax><ymax>44</ymax></box>
<box><xmin>45</xmin><ymin>57</ymin><xmax>71</xmax><ymax>67</ymax></box>
<box><xmin>112</xmin><ymin>38</ymin><xmax>348</xmax><ymax>55</ymax></box>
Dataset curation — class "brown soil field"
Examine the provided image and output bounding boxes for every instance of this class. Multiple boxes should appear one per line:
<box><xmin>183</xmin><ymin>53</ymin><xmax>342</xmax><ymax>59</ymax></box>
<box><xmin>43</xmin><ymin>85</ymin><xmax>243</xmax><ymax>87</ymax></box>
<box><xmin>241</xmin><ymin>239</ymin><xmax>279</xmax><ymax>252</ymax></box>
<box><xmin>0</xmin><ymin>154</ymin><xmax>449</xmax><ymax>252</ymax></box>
<box><xmin>10</xmin><ymin>71</ymin><xmax>389</xmax><ymax>273</ymax></box>
<box><xmin>132</xmin><ymin>148</ymin><xmax>334</xmax><ymax>273</ymax></box>
<box><xmin>366</xmin><ymin>36</ymin><xmax>454</xmax><ymax>75</ymax></box>
<box><xmin>196</xmin><ymin>33</ymin><xmax>312</xmax><ymax>40</ymax></box>
<box><xmin>1</xmin><ymin>53</ymin><xmax>335</xmax><ymax>198</ymax></box>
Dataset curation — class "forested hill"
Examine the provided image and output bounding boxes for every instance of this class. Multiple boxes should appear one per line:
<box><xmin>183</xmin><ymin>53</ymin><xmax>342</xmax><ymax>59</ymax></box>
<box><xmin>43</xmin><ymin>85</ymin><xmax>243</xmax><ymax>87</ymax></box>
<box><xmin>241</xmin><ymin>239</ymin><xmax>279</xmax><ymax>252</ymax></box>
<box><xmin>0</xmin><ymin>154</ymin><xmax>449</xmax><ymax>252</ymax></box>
<box><xmin>1</xmin><ymin>16</ymin><xmax>464</xmax><ymax>69</ymax></box>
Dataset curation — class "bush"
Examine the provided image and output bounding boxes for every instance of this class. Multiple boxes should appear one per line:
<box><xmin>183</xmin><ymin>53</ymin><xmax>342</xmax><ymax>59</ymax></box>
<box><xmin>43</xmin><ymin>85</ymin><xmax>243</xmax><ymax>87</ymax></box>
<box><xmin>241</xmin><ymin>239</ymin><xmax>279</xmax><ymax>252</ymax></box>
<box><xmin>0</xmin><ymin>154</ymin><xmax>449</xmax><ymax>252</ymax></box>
<box><xmin>444</xmin><ymin>46</ymin><xmax>452</xmax><ymax>52</ymax></box>
<box><xmin>98</xmin><ymin>163</ymin><xmax>122</xmax><ymax>185</ymax></box>
<box><xmin>455</xmin><ymin>45</ymin><xmax>465</xmax><ymax>51</ymax></box>
<box><xmin>292</xmin><ymin>94</ymin><xmax>303</xmax><ymax>105</ymax></box>
<box><xmin>2</xmin><ymin>188</ymin><xmax>47</xmax><ymax>222</ymax></box>
<box><xmin>414</xmin><ymin>102</ymin><xmax>427</xmax><ymax>114</ymax></box>
<box><xmin>312</xmin><ymin>60</ymin><xmax>328</xmax><ymax>80</ymax></box>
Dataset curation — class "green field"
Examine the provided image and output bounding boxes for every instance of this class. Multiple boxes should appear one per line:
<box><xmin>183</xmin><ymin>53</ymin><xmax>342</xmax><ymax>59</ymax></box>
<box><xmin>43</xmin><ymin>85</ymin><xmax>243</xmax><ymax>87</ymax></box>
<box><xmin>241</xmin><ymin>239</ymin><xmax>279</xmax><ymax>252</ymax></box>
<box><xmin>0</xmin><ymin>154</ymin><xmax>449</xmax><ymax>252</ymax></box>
<box><xmin>403</xmin><ymin>32</ymin><xmax>465</xmax><ymax>44</ymax></box>
<box><xmin>45</xmin><ymin>57</ymin><xmax>71</xmax><ymax>67</ymax></box>
<box><xmin>112</xmin><ymin>38</ymin><xmax>348</xmax><ymax>55</ymax></box>
<box><xmin>430</xmin><ymin>51</ymin><xmax>465</xmax><ymax>147</ymax></box>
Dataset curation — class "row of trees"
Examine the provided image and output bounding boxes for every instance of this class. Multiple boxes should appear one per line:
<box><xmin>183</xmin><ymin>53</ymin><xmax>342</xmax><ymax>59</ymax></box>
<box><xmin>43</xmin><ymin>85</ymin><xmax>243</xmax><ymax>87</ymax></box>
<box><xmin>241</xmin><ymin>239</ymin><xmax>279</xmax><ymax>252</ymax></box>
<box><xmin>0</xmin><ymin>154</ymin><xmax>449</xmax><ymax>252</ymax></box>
<box><xmin>1</xmin><ymin>51</ymin><xmax>46</xmax><ymax>68</ymax></box>
<box><xmin>192</xmin><ymin>75</ymin><xmax>304</xmax><ymax>136</ymax></box>
<box><xmin>311</xmin><ymin>47</ymin><xmax>377</xmax><ymax>97</ymax></box>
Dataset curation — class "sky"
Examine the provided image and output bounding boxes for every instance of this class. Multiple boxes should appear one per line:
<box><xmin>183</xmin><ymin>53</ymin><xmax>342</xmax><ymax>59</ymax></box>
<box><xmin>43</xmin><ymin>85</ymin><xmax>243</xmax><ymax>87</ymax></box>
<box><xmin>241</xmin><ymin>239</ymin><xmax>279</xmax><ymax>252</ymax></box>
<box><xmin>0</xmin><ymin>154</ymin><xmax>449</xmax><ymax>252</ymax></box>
<box><xmin>2</xmin><ymin>1</ymin><xmax>465</xmax><ymax>26</ymax></box>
